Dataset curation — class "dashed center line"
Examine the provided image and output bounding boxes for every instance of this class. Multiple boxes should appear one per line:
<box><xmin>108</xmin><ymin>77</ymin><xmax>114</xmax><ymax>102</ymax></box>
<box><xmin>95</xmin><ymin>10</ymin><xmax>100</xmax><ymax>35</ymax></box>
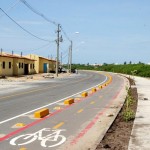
<box><xmin>19</xmin><ymin>148</ymin><xmax>27</xmax><ymax>150</ymax></box>
<box><xmin>53</xmin><ymin>106</ymin><xmax>61</xmax><ymax>110</ymax></box>
<box><xmin>90</xmin><ymin>101</ymin><xmax>95</xmax><ymax>104</ymax></box>
<box><xmin>77</xmin><ymin>109</ymin><xmax>84</xmax><ymax>113</ymax></box>
<box><xmin>0</xmin><ymin>75</ymin><xmax>108</xmax><ymax>125</ymax></box>
<box><xmin>53</xmin><ymin>122</ymin><xmax>64</xmax><ymax>129</ymax></box>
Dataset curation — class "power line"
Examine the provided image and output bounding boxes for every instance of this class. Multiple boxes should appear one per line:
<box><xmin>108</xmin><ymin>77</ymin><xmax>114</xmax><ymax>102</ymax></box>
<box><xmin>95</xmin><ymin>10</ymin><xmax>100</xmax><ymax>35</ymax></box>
<box><xmin>0</xmin><ymin>0</ymin><xmax>20</xmax><ymax>19</ymax></box>
<box><xmin>25</xmin><ymin>42</ymin><xmax>52</xmax><ymax>52</ymax></box>
<box><xmin>60</xmin><ymin>26</ymin><xmax>71</xmax><ymax>42</ymax></box>
<box><xmin>20</xmin><ymin>0</ymin><xmax>72</xmax><ymax>42</ymax></box>
<box><xmin>0</xmin><ymin>8</ymin><xmax>54</xmax><ymax>43</ymax></box>
<box><xmin>14</xmin><ymin>42</ymin><xmax>52</xmax><ymax>53</ymax></box>
<box><xmin>20</xmin><ymin>0</ymin><xmax>58</xmax><ymax>26</ymax></box>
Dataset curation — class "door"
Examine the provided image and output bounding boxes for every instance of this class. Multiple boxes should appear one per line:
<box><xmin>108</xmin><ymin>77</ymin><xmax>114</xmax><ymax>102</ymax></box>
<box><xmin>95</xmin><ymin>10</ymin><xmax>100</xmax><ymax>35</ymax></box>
<box><xmin>43</xmin><ymin>63</ymin><xmax>47</xmax><ymax>73</ymax></box>
<box><xmin>24</xmin><ymin>64</ymin><xmax>29</xmax><ymax>75</ymax></box>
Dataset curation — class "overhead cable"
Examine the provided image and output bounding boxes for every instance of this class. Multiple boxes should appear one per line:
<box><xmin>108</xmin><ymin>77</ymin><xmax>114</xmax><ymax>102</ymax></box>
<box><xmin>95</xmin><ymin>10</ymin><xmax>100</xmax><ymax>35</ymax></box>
<box><xmin>20</xmin><ymin>0</ymin><xmax>72</xmax><ymax>42</ymax></box>
<box><xmin>23</xmin><ymin>42</ymin><xmax>52</xmax><ymax>52</ymax></box>
<box><xmin>20</xmin><ymin>0</ymin><xmax>58</xmax><ymax>26</ymax></box>
<box><xmin>60</xmin><ymin>26</ymin><xmax>71</xmax><ymax>42</ymax></box>
<box><xmin>0</xmin><ymin>8</ymin><xmax>54</xmax><ymax>43</ymax></box>
<box><xmin>0</xmin><ymin>0</ymin><xmax>20</xmax><ymax>19</ymax></box>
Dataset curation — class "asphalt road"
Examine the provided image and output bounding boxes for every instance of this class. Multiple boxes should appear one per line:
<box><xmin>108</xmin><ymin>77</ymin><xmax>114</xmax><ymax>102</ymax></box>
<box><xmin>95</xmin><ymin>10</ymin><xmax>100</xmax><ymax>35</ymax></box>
<box><xmin>0</xmin><ymin>71</ymin><xmax>125</xmax><ymax>150</ymax></box>
<box><xmin>0</xmin><ymin>71</ymin><xmax>106</xmax><ymax>122</ymax></box>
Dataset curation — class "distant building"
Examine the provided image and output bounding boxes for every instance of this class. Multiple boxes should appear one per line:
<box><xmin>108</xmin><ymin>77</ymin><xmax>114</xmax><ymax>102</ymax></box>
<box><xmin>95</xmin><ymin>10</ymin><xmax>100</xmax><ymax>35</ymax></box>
<box><xmin>91</xmin><ymin>63</ymin><xmax>102</xmax><ymax>67</ymax></box>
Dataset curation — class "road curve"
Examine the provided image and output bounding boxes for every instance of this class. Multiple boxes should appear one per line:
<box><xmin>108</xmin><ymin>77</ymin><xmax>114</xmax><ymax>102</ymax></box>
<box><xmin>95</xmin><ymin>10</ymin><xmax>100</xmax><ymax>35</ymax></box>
<box><xmin>0</xmin><ymin>71</ymin><xmax>106</xmax><ymax>122</ymax></box>
<box><xmin>0</xmin><ymin>71</ymin><xmax>126</xmax><ymax>150</ymax></box>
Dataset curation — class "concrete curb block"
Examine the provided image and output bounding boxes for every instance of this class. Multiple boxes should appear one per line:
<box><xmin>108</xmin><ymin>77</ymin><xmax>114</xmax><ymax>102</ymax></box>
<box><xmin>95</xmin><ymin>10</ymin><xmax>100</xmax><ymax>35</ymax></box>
<box><xmin>64</xmin><ymin>98</ymin><xmax>74</xmax><ymax>105</ymax></box>
<box><xmin>81</xmin><ymin>92</ymin><xmax>88</xmax><ymax>97</ymax></box>
<box><xmin>34</xmin><ymin>108</ymin><xmax>49</xmax><ymax>118</ymax></box>
<box><xmin>90</xmin><ymin>74</ymin><xmax>130</xmax><ymax>150</ymax></box>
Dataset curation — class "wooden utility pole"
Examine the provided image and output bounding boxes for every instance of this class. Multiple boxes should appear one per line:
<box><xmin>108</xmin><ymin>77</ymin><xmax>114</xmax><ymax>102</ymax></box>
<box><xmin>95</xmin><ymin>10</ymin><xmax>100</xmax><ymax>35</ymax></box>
<box><xmin>56</xmin><ymin>24</ymin><xmax>61</xmax><ymax>77</ymax></box>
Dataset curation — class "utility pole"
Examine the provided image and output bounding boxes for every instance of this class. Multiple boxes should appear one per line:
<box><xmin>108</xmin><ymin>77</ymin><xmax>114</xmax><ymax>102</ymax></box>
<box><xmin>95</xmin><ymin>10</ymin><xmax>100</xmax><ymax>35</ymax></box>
<box><xmin>61</xmin><ymin>52</ymin><xmax>63</xmax><ymax>66</ymax></box>
<box><xmin>56</xmin><ymin>24</ymin><xmax>61</xmax><ymax>77</ymax></box>
<box><xmin>69</xmin><ymin>41</ymin><xmax>73</xmax><ymax>73</ymax></box>
<box><xmin>1</xmin><ymin>48</ymin><xmax>2</xmax><ymax>55</ymax></box>
<box><xmin>68</xmin><ymin>46</ymin><xmax>70</xmax><ymax>73</ymax></box>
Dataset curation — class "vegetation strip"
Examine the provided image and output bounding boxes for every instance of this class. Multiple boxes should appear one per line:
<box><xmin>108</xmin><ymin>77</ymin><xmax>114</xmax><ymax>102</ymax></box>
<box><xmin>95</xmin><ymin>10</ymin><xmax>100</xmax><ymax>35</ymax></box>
<box><xmin>70</xmin><ymin>63</ymin><xmax>150</xmax><ymax>77</ymax></box>
<box><xmin>96</xmin><ymin>77</ymin><xmax>138</xmax><ymax>150</ymax></box>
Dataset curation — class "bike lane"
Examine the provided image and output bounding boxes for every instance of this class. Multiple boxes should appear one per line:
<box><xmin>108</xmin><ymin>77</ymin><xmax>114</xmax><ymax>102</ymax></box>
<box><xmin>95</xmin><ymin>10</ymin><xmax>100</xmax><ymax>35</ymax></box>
<box><xmin>0</xmin><ymin>74</ymin><xmax>127</xmax><ymax>150</ymax></box>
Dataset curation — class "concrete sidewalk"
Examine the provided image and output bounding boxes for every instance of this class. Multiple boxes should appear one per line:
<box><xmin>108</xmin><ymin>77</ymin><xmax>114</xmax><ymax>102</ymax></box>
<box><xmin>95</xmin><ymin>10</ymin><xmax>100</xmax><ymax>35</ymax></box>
<box><xmin>128</xmin><ymin>76</ymin><xmax>150</xmax><ymax>150</ymax></box>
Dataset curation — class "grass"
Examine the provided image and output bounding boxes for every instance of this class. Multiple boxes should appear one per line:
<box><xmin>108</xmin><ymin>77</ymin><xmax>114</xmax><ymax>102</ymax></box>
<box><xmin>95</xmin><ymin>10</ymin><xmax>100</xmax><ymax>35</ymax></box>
<box><xmin>123</xmin><ymin>88</ymin><xmax>135</xmax><ymax>122</ymax></box>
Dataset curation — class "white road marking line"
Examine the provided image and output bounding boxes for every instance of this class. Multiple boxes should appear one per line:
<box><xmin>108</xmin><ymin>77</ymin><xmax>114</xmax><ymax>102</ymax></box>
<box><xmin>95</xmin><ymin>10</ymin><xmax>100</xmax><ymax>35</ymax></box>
<box><xmin>0</xmin><ymin>76</ymin><xmax>107</xmax><ymax>125</ymax></box>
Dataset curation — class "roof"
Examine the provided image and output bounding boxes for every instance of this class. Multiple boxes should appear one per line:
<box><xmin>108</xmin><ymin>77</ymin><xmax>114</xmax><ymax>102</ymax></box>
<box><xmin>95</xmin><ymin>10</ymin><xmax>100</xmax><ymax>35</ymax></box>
<box><xmin>39</xmin><ymin>56</ymin><xmax>56</xmax><ymax>62</ymax></box>
<box><xmin>26</xmin><ymin>54</ymin><xmax>56</xmax><ymax>62</ymax></box>
<box><xmin>0</xmin><ymin>53</ymin><xmax>36</xmax><ymax>61</ymax></box>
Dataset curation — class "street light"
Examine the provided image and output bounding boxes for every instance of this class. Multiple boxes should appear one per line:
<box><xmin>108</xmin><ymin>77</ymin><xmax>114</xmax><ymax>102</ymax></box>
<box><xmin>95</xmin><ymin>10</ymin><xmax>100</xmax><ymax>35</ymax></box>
<box><xmin>68</xmin><ymin>32</ymin><xmax>79</xmax><ymax>73</ymax></box>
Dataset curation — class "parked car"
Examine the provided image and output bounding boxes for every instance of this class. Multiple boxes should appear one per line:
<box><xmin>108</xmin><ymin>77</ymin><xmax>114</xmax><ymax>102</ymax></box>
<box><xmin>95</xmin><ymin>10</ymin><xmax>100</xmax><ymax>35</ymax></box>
<box><xmin>61</xmin><ymin>68</ymin><xmax>67</xmax><ymax>73</ymax></box>
<box><xmin>71</xmin><ymin>68</ymin><xmax>76</xmax><ymax>73</ymax></box>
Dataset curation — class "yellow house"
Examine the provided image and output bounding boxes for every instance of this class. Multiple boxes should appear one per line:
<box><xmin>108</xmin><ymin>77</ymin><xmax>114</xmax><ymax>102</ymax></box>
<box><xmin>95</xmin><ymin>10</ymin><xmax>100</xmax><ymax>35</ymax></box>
<box><xmin>13</xmin><ymin>56</ymin><xmax>36</xmax><ymax>76</ymax></box>
<box><xmin>26</xmin><ymin>54</ymin><xmax>56</xmax><ymax>73</ymax></box>
<box><xmin>39</xmin><ymin>56</ymin><xmax>49</xmax><ymax>73</ymax></box>
<box><xmin>24</xmin><ymin>59</ymin><xmax>36</xmax><ymax>75</ymax></box>
<box><xmin>0</xmin><ymin>54</ymin><xmax>13</xmax><ymax>76</ymax></box>
<box><xmin>0</xmin><ymin>52</ymin><xmax>36</xmax><ymax>76</ymax></box>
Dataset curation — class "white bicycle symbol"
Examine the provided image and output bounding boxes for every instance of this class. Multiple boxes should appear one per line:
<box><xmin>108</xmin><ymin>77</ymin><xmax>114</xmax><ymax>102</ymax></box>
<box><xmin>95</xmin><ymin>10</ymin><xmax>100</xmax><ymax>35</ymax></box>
<box><xmin>10</xmin><ymin>128</ymin><xmax>66</xmax><ymax>148</ymax></box>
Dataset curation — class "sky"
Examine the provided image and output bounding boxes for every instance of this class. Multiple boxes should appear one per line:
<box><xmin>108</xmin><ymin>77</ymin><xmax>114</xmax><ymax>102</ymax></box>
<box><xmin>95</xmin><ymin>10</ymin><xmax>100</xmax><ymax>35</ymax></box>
<box><xmin>0</xmin><ymin>0</ymin><xmax>150</xmax><ymax>64</ymax></box>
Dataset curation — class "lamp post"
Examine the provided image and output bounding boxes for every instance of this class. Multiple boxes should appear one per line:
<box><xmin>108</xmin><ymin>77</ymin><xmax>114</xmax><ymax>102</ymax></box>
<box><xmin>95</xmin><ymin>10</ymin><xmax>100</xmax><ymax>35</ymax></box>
<box><xmin>68</xmin><ymin>32</ymin><xmax>79</xmax><ymax>73</ymax></box>
<box><xmin>69</xmin><ymin>40</ymin><xmax>72</xmax><ymax>73</ymax></box>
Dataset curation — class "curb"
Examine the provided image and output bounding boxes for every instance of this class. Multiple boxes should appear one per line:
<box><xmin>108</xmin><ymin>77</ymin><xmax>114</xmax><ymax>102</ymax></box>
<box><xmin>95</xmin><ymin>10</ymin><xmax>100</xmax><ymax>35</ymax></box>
<box><xmin>91</xmin><ymin>74</ymin><xmax>130</xmax><ymax>150</ymax></box>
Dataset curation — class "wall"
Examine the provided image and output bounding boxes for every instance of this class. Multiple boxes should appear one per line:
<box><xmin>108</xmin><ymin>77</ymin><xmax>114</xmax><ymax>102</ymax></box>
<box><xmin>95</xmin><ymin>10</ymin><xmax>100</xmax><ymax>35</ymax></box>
<box><xmin>26</xmin><ymin>54</ymin><xmax>39</xmax><ymax>73</ymax></box>
<box><xmin>0</xmin><ymin>56</ymin><xmax>13</xmax><ymax>76</ymax></box>
<box><xmin>13</xmin><ymin>58</ymin><xmax>24</xmax><ymax>76</ymax></box>
<box><xmin>39</xmin><ymin>58</ymin><xmax>49</xmax><ymax>73</ymax></box>
<box><xmin>24</xmin><ymin>59</ymin><xmax>36</xmax><ymax>74</ymax></box>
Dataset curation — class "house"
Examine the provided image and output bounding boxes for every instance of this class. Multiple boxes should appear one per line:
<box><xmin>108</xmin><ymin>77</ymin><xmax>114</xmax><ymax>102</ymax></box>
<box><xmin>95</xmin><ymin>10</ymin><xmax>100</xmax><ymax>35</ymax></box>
<box><xmin>26</xmin><ymin>54</ymin><xmax>56</xmax><ymax>73</ymax></box>
<box><xmin>13</xmin><ymin>55</ymin><xmax>36</xmax><ymax>76</ymax></box>
<box><xmin>0</xmin><ymin>54</ymin><xmax>13</xmax><ymax>76</ymax></box>
<box><xmin>0</xmin><ymin>52</ymin><xmax>36</xmax><ymax>76</ymax></box>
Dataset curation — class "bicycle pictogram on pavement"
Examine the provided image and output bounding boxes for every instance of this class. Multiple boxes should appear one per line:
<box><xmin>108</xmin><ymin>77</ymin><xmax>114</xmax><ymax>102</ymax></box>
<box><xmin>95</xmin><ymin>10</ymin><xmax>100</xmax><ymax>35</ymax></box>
<box><xmin>10</xmin><ymin>128</ymin><xmax>66</xmax><ymax>148</ymax></box>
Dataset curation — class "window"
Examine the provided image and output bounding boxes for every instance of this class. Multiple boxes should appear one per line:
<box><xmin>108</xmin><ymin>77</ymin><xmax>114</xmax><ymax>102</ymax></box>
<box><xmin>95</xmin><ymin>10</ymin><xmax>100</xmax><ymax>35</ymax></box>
<box><xmin>22</xmin><ymin>63</ymin><xmax>23</xmax><ymax>68</ymax></box>
<box><xmin>19</xmin><ymin>63</ymin><xmax>21</xmax><ymax>68</ymax></box>
<box><xmin>2</xmin><ymin>61</ymin><xmax>5</xmax><ymax>69</ymax></box>
<box><xmin>33</xmin><ymin>64</ymin><xmax>35</xmax><ymax>69</ymax></box>
<box><xmin>9</xmin><ymin>62</ymin><xmax>11</xmax><ymax>69</ymax></box>
<box><xmin>30</xmin><ymin>64</ymin><xmax>32</xmax><ymax>69</ymax></box>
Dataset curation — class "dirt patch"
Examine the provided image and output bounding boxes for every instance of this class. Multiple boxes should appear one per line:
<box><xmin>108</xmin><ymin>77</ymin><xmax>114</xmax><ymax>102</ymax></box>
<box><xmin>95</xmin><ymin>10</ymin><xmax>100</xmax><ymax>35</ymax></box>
<box><xmin>96</xmin><ymin>77</ymin><xmax>138</xmax><ymax>150</ymax></box>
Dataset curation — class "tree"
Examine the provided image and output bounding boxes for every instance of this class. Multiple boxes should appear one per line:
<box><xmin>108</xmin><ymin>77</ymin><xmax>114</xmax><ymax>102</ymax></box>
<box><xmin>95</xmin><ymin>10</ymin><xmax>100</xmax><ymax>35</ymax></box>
<box><xmin>103</xmin><ymin>63</ymin><xmax>108</xmax><ymax>66</ymax></box>
<box><xmin>124</xmin><ymin>61</ymin><xmax>127</xmax><ymax>65</ymax></box>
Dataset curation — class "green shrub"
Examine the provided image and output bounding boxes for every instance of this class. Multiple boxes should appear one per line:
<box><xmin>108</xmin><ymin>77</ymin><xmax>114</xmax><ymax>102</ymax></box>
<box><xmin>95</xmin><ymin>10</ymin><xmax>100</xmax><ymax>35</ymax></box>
<box><xmin>123</xmin><ymin>109</ymin><xmax>135</xmax><ymax>122</ymax></box>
